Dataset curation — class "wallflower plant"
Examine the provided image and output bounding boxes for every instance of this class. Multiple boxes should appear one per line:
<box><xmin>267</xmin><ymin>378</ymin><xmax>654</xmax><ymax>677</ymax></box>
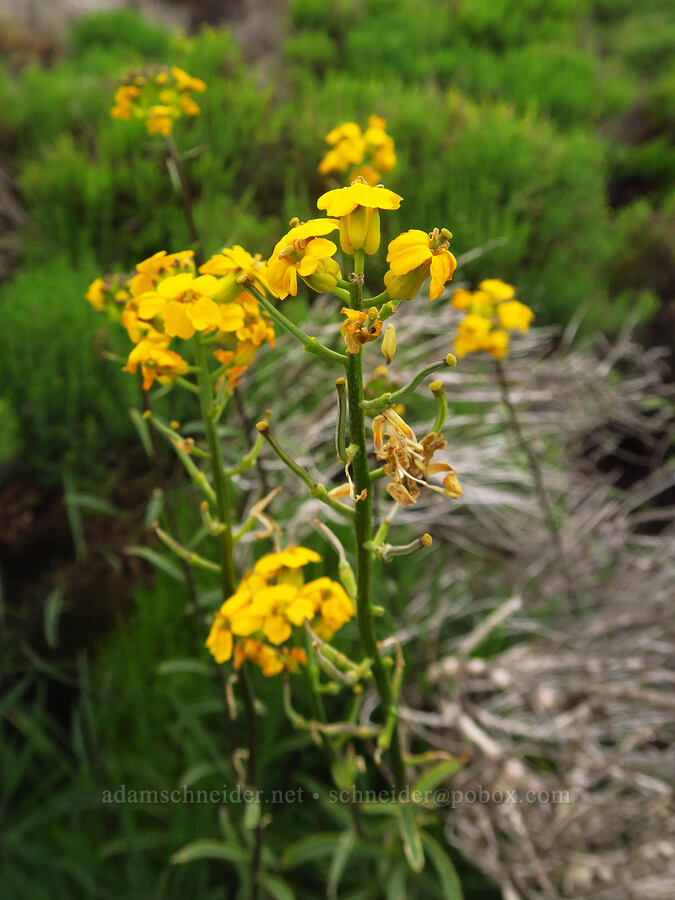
<box><xmin>89</xmin><ymin>101</ymin><xmax>480</xmax><ymax>895</ymax></box>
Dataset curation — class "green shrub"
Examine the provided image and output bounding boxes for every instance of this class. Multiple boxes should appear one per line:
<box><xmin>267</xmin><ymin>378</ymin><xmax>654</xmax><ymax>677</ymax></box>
<box><xmin>0</xmin><ymin>257</ymin><xmax>135</xmax><ymax>480</ymax></box>
<box><xmin>12</xmin><ymin>25</ymin><xmax>282</xmax><ymax>270</ymax></box>
<box><xmin>68</xmin><ymin>8</ymin><xmax>172</xmax><ymax>59</ymax></box>
<box><xmin>286</xmin><ymin>75</ymin><xmax>614</xmax><ymax>325</ymax></box>
<box><xmin>284</xmin><ymin>30</ymin><xmax>339</xmax><ymax>73</ymax></box>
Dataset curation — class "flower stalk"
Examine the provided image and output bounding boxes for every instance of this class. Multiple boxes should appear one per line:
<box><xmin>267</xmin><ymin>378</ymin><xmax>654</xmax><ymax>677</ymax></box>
<box><xmin>346</xmin><ymin>253</ymin><xmax>407</xmax><ymax>792</ymax></box>
<box><xmin>361</xmin><ymin>356</ymin><xmax>456</xmax><ymax>411</ymax></box>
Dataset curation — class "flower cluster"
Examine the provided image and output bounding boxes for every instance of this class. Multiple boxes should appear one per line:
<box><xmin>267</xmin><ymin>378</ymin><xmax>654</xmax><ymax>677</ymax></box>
<box><xmin>111</xmin><ymin>65</ymin><xmax>206</xmax><ymax>136</ymax></box>
<box><xmin>86</xmin><ymin>246</ymin><xmax>274</xmax><ymax>391</ymax></box>
<box><xmin>318</xmin><ymin>115</ymin><xmax>396</xmax><ymax>186</ymax></box>
<box><xmin>206</xmin><ymin>547</ymin><xmax>355</xmax><ymax>676</ymax></box>
<box><xmin>373</xmin><ymin>409</ymin><xmax>462</xmax><ymax>506</ymax></box>
<box><xmin>452</xmin><ymin>279</ymin><xmax>534</xmax><ymax>359</ymax></box>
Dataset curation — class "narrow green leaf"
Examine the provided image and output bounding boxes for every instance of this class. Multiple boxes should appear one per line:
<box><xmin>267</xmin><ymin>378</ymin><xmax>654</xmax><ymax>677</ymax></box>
<box><xmin>63</xmin><ymin>471</ymin><xmax>86</xmax><ymax>561</ymax></box>
<box><xmin>412</xmin><ymin>759</ymin><xmax>464</xmax><ymax>797</ymax></box>
<box><xmin>397</xmin><ymin>804</ymin><xmax>425</xmax><ymax>873</ymax></box>
<box><xmin>170</xmin><ymin>839</ymin><xmax>248</xmax><ymax>866</ymax></box>
<box><xmin>144</xmin><ymin>488</ymin><xmax>164</xmax><ymax>530</ymax></box>
<box><xmin>129</xmin><ymin>407</ymin><xmax>155</xmax><ymax>459</ymax></box>
<box><xmin>44</xmin><ymin>585</ymin><xmax>64</xmax><ymax>649</ymax></box>
<box><xmin>157</xmin><ymin>658</ymin><xmax>212</xmax><ymax>677</ymax></box>
<box><xmin>328</xmin><ymin>829</ymin><xmax>356</xmax><ymax>900</ymax></box>
<box><xmin>0</xmin><ymin>674</ymin><xmax>33</xmax><ymax>720</ymax></box>
<box><xmin>360</xmin><ymin>801</ymin><xmax>398</xmax><ymax>816</ymax></box>
<box><xmin>126</xmin><ymin>546</ymin><xmax>185</xmax><ymax>583</ymax></box>
<box><xmin>180</xmin><ymin>763</ymin><xmax>222</xmax><ymax>787</ymax></box>
<box><xmin>258</xmin><ymin>874</ymin><xmax>294</xmax><ymax>900</ymax></box>
<box><xmin>420</xmin><ymin>833</ymin><xmax>463</xmax><ymax>900</ymax></box>
<box><xmin>66</xmin><ymin>492</ymin><xmax>123</xmax><ymax>518</ymax></box>
<box><xmin>385</xmin><ymin>863</ymin><xmax>408</xmax><ymax>900</ymax></box>
<box><xmin>281</xmin><ymin>831</ymin><xmax>343</xmax><ymax>869</ymax></box>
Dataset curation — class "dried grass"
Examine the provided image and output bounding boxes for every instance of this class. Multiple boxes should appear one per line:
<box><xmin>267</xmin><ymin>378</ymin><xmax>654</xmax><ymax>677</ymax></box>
<box><xmin>240</xmin><ymin>284</ymin><xmax>674</xmax><ymax>899</ymax></box>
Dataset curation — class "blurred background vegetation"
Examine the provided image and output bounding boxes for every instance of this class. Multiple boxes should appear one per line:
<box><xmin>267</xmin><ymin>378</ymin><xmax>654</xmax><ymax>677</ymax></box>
<box><xmin>0</xmin><ymin>1</ymin><xmax>673</xmax><ymax>897</ymax></box>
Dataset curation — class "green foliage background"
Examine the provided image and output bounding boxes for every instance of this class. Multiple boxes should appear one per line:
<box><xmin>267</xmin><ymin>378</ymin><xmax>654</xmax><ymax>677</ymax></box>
<box><xmin>1</xmin><ymin>0</ymin><xmax>673</xmax><ymax>477</ymax></box>
<box><xmin>0</xmin><ymin>2</ymin><xmax>673</xmax><ymax>896</ymax></box>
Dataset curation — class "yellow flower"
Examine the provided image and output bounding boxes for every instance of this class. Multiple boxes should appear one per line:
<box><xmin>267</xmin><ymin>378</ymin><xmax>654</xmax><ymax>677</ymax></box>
<box><xmin>127</xmin><ymin>250</ymin><xmax>194</xmax><ymax>300</ymax></box>
<box><xmin>145</xmin><ymin>105</ymin><xmax>176</xmax><ymax>136</ymax></box>
<box><xmin>86</xmin><ymin>278</ymin><xmax>106</xmax><ymax>311</ymax></box>
<box><xmin>483</xmin><ymin>328</ymin><xmax>509</xmax><ymax>359</ymax></box>
<box><xmin>364</xmin><ymin>116</ymin><xmax>396</xmax><ymax>173</ymax></box>
<box><xmin>451</xmin><ymin>288</ymin><xmax>473</xmax><ymax>310</ymax></box>
<box><xmin>171</xmin><ymin>66</ymin><xmax>207</xmax><ymax>93</ymax></box>
<box><xmin>111</xmin><ymin>66</ymin><xmax>206</xmax><ymax>136</ymax></box>
<box><xmin>479</xmin><ymin>279</ymin><xmax>515</xmax><ymax>302</ymax></box>
<box><xmin>110</xmin><ymin>84</ymin><xmax>140</xmax><ymax>119</ymax></box>
<box><xmin>373</xmin><ymin>409</ymin><xmax>462</xmax><ymax>505</ymax></box>
<box><xmin>385</xmin><ymin>228</ymin><xmax>457</xmax><ymax>302</ymax></box>
<box><xmin>319</xmin><ymin>116</ymin><xmax>397</xmax><ymax>186</ymax></box>
<box><xmin>317</xmin><ymin>177</ymin><xmax>403</xmax><ymax>255</ymax></box>
<box><xmin>179</xmin><ymin>94</ymin><xmax>201</xmax><ymax>116</ymax></box>
<box><xmin>253</xmin><ymin>546</ymin><xmax>321</xmax><ymax>577</ymax></box>
<box><xmin>266</xmin><ymin>218</ymin><xmax>341</xmax><ymax>299</ymax></box>
<box><xmin>496</xmin><ymin>300</ymin><xmax>534</xmax><ymax>333</ymax></box>
<box><xmin>205</xmin><ymin>545</ymin><xmax>352</xmax><ymax>677</ymax></box>
<box><xmin>340</xmin><ymin>307</ymin><xmax>383</xmax><ymax>354</ymax></box>
<box><xmin>198</xmin><ymin>246</ymin><xmax>275</xmax><ymax>383</ymax></box>
<box><xmin>453</xmin><ymin>313</ymin><xmax>492</xmax><ymax>358</ymax></box>
<box><xmin>205</xmin><ymin>613</ymin><xmax>234</xmax><ymax>663</ymax></box>
<box><xmin>319</xmin><ymin>122</ymin><xmax>366</xmax><ymax>175</ymax></box>
<box><xmin>123</xmin><ymin>337</ymin><xmax>189</xmax><ymax>390</ymax></box>
<box><xmin>452</xmin><ymin>280</ymin><xmax>534</xmax><ymax>360</ymax></box>
<box><xmin>297</xmin><ymin>578</ymin><xmax>354</xmax><ymax>641</ymax></box>
<box><xmin>200</xmin><ymin>245</ymin><xmax>268</xmax><ymax>290</ymax></box>
<box><xmin>233</xmin><ymin>640</ymin><xmax>306</xmax><ymax>677</ymax></box>
<box><xmin>136</xmin><ymin>272</ymin><xmax>245</xmax><ymax>339</ymax></box>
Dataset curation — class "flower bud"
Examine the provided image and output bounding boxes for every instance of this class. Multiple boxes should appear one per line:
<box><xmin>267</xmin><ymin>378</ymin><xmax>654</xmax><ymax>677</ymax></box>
<box><xmin>339</xmin><ymin>207</ymin><xmax>381</xmax><ymax>256</ymax></box>
<box><xmin>301</xmin><ymin>256</ymin><xmax>342</xmax><ymax>294</ymax></box>
<box><xmin>381</xmin><ymin>323</ymin><xmax>396</xmax><ymax>364</ymax></box>
<box><xmin>383</xmin><ymin>266</ymin><xmax>428</xmax><ymax>302</ymax></box>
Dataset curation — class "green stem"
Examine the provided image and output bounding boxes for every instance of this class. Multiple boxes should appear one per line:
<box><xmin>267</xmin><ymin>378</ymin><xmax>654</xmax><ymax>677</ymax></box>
<box><xmin>256</xmin><ymin>422</ymin><xmax>354</xmax><ymax>520</ymax></box>
<box><xmin>149</xmin><ymin>414</ymin><xmax>217</xmax><ymax>505</ymax></box>
<box><xmin>194</xmin><ymin>334</ymin><xmax>236</xmax><ymax>597</ymax></box>
<box><xmin>360</xmin><ymin>289</ymin><xmax>390</xmax><ymax>308</ymax></box>
<box><xmin>303</xmin><ymin>636</ymin><xmax>337</xmax><ymax>767</ymax></box>
<box><xmin>153</xmin><ymin>522</ymin><xmax>220</xmax><ymax>573</ymax></box>
<box><xmin>429</xmin><ymin>380</ymin><xmax>448</xmax><ymax>435</ymax></box>
<box><xmin>346</xmin><ymin>259</ymin><xmax>407</xmax><ymax>793</ymax></box>
<box><xmin>245</xmin><ymin>282</ymin><xmax>348</xmax><ymax>367</ymax></box>
<box><xmin>334</xmin><ymin>377</ymin><xmax>349</xmax><ymax>463</ymax></box>
<box><xmin>361</xmin><ymin>356</ymin><xmax>456</xmax><ymax>411</ymax></box>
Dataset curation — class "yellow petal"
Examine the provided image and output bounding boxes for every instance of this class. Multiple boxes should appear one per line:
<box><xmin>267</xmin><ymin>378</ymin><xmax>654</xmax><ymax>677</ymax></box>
<box><xmin>429</xmin><ymin>250</ymin><xmax>457</xmax><ymax>301</ymax></box>
<box><xmin>164</xmin><ymin>302</ymin><xmax>195</xmax><ymax>339</ymax></box>
<box><xmin>305</xmin><ymin>237</ymin><xmax>337</xmax><ymax>258</ymax></box>
<box><xmin>137</xmin><ymin>293</ymin><xmax>166</xmax><ymax>319</ymax></box>
<box><xmin>192</xmin><ymin>274</ymin><xmax>221</xmax><ymax>297</ymax></box>
<box><xmin>188</xmin><ymin>296</ymin><xmax>220</xmax><ymax>330</ymax></box>
<box><xmin>263</xmin><ymin>615</ymin><xmax>292</xmax><ymax>645</ymax></box>
<box><xmin>157</xmin><ymin>272</ymin><xmax>193</xmax><ymax>299</ymax></box>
